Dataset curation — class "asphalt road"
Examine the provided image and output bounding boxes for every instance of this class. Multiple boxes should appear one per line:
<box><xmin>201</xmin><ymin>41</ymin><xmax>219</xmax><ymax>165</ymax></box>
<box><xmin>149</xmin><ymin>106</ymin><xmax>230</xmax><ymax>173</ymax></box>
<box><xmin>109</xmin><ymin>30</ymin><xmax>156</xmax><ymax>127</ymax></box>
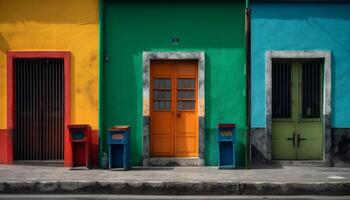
<box><xmin>0</xmin><ymin>195</ymin><xmax>350</xmax><ymax>200</ymax></box>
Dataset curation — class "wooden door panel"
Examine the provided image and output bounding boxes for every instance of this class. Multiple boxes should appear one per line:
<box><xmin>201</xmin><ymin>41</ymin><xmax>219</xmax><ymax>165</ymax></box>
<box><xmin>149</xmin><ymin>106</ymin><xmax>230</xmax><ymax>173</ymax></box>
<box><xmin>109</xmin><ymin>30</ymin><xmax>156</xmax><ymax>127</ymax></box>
<box><xmin>151</xmin><ymin>136</ymin><xmax>174</xmax><ymax>156</ymax></box>
<box><xmin>175</xmin><ymin>62</ymin><xmax>198</xmax><ymax>157</ymax></box>
<box><xmin>176</xmin><ymin>61</ymin><xmax>197</xmax><ymax>76</ymax></box>
<box><xmin>150</xmin><ymin>61</ymin><xmax>174</xmax><ymax>157</ymax></box>
<box><xmin>175</xmin><ymin>136</ymin><xmax>198</xmax><ymax>157</ymax></box>
<box><xmin>176</xmin><ymin>112</ymin><xmax>197</xmax><ymax>133</ymax></box>
<box><xmin>152</xmin><ymin>60</ymin><xmax>174</xmax><ymax>76</ymax></box>
<box><xmin>151</xmin><ymin>113</ymin><xmax>174</xmax><ymax>156</ymax></box>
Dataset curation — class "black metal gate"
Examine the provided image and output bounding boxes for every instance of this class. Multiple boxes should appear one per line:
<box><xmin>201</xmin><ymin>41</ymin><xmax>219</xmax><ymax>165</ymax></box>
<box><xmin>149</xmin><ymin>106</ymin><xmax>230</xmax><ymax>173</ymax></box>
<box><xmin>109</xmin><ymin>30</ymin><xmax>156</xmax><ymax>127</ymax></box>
<box><xmin>272</xmin><ymin>61</ymin><xmax>291</xmax><ymax>119</ymax></box>
<box><xmin>14</xmin><ymin>58</ymin><xmax>64</xmax><ymax>161</ymax></box>
<box><xmin>302</xmin><ymin>62</ymin><xmax>321</xmax><ymax>118</ymax></box>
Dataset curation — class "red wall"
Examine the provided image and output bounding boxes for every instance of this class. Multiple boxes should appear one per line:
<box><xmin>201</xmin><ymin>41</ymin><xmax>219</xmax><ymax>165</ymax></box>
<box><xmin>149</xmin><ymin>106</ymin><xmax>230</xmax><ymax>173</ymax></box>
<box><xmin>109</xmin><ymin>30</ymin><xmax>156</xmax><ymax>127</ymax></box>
<box><xmin>0</xmin><ymin>129</ymin><xmax>13</xmax><ymax>164</ymax></box>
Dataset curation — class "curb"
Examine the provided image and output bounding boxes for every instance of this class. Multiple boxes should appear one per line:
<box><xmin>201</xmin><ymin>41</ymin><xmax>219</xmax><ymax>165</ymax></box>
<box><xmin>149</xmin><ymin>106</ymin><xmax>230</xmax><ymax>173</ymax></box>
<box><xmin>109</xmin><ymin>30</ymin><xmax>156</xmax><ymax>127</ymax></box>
<box><xmin>1</xmin><ymin>181</ymin><xmax>350</xmax><ymax>195</ymax></box>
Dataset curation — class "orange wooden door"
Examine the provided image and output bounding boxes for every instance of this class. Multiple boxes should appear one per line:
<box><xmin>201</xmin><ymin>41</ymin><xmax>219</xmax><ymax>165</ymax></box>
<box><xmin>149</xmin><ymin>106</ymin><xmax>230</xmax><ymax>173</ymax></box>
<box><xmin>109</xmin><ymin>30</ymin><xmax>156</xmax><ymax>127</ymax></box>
<box><xmin>175</xmin><ymin>61</ymin><xmax>198</xmax><ymax>157</ymax></box>
<box><xmin>150</xmin><ymin>60</ymin><xmax>198</xmax><ymax>157</ymax></box>
<box><xmin>150</xmin><ymin>61</ymin><xmax>175</xmax><ymax>156</ymax></box>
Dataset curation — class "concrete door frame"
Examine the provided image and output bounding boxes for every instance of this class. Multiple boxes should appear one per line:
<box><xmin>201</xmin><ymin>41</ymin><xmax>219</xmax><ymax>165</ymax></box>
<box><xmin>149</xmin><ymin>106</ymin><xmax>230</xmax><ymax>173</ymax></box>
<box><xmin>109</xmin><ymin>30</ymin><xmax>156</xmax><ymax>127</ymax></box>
<box><xmin>142</xmin><ymin>52</ymin><xmax>205</xmax><ymax>166</ymax></box>
<box><xmin>265</xmin><ymin>50</ymin><xmax>332</xmax><ymax>165</ymax></box>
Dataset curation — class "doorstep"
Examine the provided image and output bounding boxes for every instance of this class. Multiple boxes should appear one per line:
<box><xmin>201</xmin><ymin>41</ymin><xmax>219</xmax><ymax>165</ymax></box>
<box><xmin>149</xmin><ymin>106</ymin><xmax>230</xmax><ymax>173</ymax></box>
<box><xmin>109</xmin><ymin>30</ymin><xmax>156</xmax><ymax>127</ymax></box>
<box><xmin>143</xmin><ymin>157</ymin><xmax>205</xmax><ymax>166</ymax></box>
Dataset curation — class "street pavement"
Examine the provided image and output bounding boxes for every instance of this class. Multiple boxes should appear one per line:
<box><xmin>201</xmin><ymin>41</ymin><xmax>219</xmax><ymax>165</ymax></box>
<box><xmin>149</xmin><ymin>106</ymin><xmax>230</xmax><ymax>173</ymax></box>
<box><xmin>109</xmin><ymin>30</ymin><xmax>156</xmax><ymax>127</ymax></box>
<box><xmin>0</xmin><ymin>165</ymin><xmax>350</xmax><ymax>195</ymax></box>
<box><xmin>0</xmin><ymin>195</ymin><xmax>350</xmax><ymax>200</ymax></box>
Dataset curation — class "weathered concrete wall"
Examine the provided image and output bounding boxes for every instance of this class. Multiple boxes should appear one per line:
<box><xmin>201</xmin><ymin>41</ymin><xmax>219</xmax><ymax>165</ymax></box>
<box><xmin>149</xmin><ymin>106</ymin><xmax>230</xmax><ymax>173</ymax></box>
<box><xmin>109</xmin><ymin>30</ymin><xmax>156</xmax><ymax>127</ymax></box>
<box><xmin>0</xmin><ymin>0</ymin><xmax>99</xmax><ymax>131</ymax></box>
<box><xmin>250</xmin><ymin>128</ymin><xmax>269</xmax><ymax>165</ymax></box>
<box><xmin>332</xmin><ymin>128</ymin><xmax>350</xmax><ymax>166</ymax></box>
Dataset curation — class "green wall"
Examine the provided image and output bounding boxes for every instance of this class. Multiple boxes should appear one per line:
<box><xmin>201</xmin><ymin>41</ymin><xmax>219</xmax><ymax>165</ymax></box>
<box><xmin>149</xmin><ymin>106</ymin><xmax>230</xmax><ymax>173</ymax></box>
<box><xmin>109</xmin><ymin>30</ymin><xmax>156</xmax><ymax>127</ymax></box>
<box><xmin>102</xmin><ymin>1</ymin><xmax>246</xmax><ymax>166</ymax></box>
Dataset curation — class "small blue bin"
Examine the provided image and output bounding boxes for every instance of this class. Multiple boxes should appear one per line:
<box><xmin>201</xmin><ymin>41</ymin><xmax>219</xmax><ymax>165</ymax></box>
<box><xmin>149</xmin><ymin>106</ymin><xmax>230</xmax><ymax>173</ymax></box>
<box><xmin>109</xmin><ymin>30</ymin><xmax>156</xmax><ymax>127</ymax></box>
<box><xmin>217</xmin><ymin>123</ymin><xmax>236</xmax><ymax>169</ymax></box>
<box><xmin>108</xmin><ymin>125</ymin><xmax>130</xmax><ymax>170</ymax></box>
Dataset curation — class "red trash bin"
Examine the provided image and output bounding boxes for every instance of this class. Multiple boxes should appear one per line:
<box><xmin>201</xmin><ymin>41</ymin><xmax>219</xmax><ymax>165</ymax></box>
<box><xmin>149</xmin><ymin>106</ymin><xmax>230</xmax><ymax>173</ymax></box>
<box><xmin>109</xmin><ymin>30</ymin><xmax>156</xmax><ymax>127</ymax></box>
<box><xmin>68</xmin><ymin>124</ymin><xmax>91</xmax><ymax>169</ymax></box>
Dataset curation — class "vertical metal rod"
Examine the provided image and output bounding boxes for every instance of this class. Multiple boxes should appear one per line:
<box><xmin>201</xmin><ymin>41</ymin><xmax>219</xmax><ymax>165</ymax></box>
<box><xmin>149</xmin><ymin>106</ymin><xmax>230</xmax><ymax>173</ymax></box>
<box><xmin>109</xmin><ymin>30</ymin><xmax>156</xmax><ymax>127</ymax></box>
<box><xmin>33</xmin><ymin>59</ymin><xmax>36</xmax><ymax>160</ymax></box>
<box><xmin>14</xmin><ymin>59</ymin><xmax>17</xmax><ymax>160</ymax></box>
<box><xmin>44</xmin><ymin>60</ymin><xmax>48</xmax><ymax>160</ymax></box>
<box><xmin>61</xmin><ymin>59</ymin><xmax>64</xmax><ymax>159</ymax></box>
<box><xmin>53</xmin><ymin>59</ymin><xmax>55</xmax><ymax>160</ymax></box>
<box><xmin>50</xmin><ymin>59</ymin><xmax>53</xmax><ymax>160</ymax></box>
<box><xmin>48</xmin><ymin>60</ymin><xmax>52</xmax><ymax>160</ymax></box>
<box><xmin>272</xmin><ymin>63</ymin><xmax>275</xmax><ymax>118</ymax></box>
<box><xmin>54</xmin><ymin>59</ymin><xmax>57</xmax><ymax>160</ymax></box>
<box><xmin>310</xmin><ymin>63</ymin><xmax>313</xmax><ymax>117</ymax></box>
<box><xmin>284</xmin><ymin>63</ymin><xmax>286</xmax><ymax>116</ymax></box>
<box><xmin>37</xmin><ymin>59</ymin><xmax>40</xmax><ymax>160</ymax></box>
<box><xmin>289</xmin><ymin>63</ymin><xmax>291</xmax><ymax>117</ymax></box>
<box><xmin>16</xmin><ymin>59</ymin><xmax>18</xmax><ymax>160</ymax></box>
<box><xmin>32</xmin><ymin>59</ymin><xmax>35</xmax><ymax>160</ymax></box>
<box><xmin>28</xmin><ymin>59</ymin><xmax>31</xmax><ymax>160</ymax></box>
<box><xmin>53</xmin><ymin>59</ymin><xmax>56</xmax><ymax>160</ymax></box>
<box><xmin>16</xmin><ymin>59</ymin><xmax>19</xmax><ymax>160</ymax></box>
<box><xmin>318</xmin><ymin>62</ymin><xmax>321</xmax><ymax>117</ymax></box>
<box><xmin>26</xmin><ymin>59</ymin><xmax>29</xmax><ymax>160</ymax></box>
<box><xmin>280</xmin><ymin>63</ymin><xmax>283</xmax><ymax>117</ymax></box>
<box><xmin>19</xmin><ymin>59</ymin><xmax>22</xmax><ymax>159</ymax></box>
<box><xmin>41</xmin><ymin>59</ymin><xmax>44</xmax><ymax>160</ymax></box>
<box><xmin>302</xmin><ymin>63</ymin><xmax>304</xmax><ymax>117</ymax></box>
<box><xmin>51</xmin><ymin>60</ymin><xmax>54</xmax><ymax>160</ymax></box>
<box><xmin>313</xmin><ymin>62</ymin><xmax>316</xmax><ymax>117</ymax></box>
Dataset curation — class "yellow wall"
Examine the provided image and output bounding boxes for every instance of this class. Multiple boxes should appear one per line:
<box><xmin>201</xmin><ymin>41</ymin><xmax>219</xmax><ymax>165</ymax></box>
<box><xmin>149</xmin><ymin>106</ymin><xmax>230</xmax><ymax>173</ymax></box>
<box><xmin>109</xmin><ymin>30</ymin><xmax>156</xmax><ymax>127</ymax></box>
<box><xmin>0</xmin><ymin>0</ymin><xmax>99</xmax><ymax>129</ymax></box>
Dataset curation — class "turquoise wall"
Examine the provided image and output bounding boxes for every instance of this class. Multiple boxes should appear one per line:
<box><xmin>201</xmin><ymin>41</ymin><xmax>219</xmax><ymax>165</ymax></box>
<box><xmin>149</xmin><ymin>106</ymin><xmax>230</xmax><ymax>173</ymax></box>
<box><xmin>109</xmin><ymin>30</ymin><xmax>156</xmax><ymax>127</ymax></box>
<box><xmin>102</xmin><ymin>1</ymin><xmax>247</xmax><ymax>166</ymax></box>
<box><xmin>251</xmin><ymin>2</ymin><xmax>350</xmax><ymax>128</ymax></box>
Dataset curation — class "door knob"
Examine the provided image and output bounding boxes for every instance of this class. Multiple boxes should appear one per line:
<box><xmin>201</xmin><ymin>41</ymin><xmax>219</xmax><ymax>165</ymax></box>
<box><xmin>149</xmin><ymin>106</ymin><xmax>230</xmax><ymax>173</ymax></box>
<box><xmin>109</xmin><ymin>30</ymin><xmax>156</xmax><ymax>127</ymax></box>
<box><xmin>177</xmin><ymin>112</ymin><xmax>181</xmax><ymax>117</ymax></box>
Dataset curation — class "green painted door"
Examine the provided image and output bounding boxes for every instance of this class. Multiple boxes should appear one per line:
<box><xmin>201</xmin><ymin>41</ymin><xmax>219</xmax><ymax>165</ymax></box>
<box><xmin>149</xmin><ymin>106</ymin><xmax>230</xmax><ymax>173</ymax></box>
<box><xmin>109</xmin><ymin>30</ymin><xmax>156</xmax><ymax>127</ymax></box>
<box><xmin>272</xmin><ymin>61</ymin><xmax>323</xmax><ymax>160</ymax></box>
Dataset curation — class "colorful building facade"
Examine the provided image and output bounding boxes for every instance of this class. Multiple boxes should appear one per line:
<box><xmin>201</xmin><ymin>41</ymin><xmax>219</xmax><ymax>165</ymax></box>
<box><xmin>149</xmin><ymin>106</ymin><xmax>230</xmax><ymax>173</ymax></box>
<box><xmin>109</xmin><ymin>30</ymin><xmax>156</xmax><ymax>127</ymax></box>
<box><xmin>0</xmin><ymin>0</ymin><xmax>99</xmax><ymax>166</ymax></box>
<box><xmin>250</xmin><ymin>0</ymin><xmax>350</xmax><ymax>166</ymax></box>
<box><xmin>1</xmin><ymin>0</ymin><xmax>349</xmax><ymax>168</ymax></box>
<box><xmin>100</xmin><ymin>0</ymin><xmax>248</xmax><ymax>167</ymax></box>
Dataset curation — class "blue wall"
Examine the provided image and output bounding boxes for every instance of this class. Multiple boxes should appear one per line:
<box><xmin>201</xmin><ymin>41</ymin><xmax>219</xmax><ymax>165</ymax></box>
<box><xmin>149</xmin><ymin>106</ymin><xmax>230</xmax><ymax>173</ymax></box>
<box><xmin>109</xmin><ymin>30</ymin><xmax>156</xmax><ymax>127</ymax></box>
<box><xmin>251</xmin><ymin>2</ymin><xmax>350</xmax><ymax>128</ymax></box>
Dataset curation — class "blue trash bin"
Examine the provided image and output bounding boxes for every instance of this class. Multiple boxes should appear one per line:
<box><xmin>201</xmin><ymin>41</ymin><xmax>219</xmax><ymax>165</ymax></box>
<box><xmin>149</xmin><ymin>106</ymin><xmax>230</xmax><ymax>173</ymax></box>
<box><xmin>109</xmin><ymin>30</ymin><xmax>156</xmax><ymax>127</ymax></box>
<box><xmin>108</xmin><ymin>125</ymin><xmax>130</xmax><ymax>170</ymax></box>
<box><xmin>217</xmin><ymin>123</ymin><xmax>236</xmax><ymax>169</ymax></box>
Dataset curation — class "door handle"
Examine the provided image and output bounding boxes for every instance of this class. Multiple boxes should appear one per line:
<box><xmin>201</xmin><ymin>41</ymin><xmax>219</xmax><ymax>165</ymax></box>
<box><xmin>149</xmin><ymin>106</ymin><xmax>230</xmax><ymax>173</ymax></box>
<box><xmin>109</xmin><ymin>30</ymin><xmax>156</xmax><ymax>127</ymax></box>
<box><xmin>287</xmin><ymin>133</ymin><xmax>296</xmax><ymax>147</ymax></box>
<box><xmin>297</xmin><ymin>134</ymin><xmax>307</xmax><ymax>148</ymax></box>
<box><xmin>177</xmin><ymin>112</ymin><xmax>181</xmax><ymax>117</ymax></box>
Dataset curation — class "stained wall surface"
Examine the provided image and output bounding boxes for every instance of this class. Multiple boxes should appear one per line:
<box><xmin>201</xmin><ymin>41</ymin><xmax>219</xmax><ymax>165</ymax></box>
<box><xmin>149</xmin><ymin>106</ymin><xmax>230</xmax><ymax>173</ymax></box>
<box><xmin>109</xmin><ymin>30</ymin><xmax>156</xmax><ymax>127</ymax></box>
<box><xmin>251</xmin><ymin>2</ymin><xmax>350</xmax><ymax>128</ymax></box>
<box><xmin>0</xmin><ymin>0</ymin><xmax>99</xmax><ymax>130</ymax></box>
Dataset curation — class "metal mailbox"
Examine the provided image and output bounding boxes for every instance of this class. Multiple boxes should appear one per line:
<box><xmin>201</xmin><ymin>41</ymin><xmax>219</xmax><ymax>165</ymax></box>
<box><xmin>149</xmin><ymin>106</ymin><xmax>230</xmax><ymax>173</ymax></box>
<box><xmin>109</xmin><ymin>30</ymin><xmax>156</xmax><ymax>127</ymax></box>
<box><xmin>217</xmin><ymin>123</ymin><xmax>236</xmax><ymax>169</ymax></box>
<box><xmin>68</xmin><ymin>124</ymin><xmax>91</xmax><ymax>169</ymax></box>
<box><xmin>108</xmin><ymin>125</ymin><xmax>130</xmax><ymax>170</ymax></box>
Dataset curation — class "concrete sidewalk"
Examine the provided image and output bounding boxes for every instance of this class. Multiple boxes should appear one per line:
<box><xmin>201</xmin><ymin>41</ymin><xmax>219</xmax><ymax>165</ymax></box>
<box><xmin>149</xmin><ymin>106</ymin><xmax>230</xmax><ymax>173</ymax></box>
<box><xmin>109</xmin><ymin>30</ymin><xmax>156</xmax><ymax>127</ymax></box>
<box><xmin>0</xmin><ymin>164</ymin><xmax>349</xmax><ymax>195</ymax></box>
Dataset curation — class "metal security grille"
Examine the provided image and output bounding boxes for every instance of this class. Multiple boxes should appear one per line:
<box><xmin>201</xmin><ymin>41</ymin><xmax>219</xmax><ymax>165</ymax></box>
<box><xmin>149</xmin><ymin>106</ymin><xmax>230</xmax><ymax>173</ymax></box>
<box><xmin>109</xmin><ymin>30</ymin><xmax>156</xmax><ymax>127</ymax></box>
<box><xmin>272</xmin><ymin>62</ymin><xmax>291</xmax><ymax>119</ymax></box>
<box><xmin>14</xmin><ymin>58</ymin><xmax>64</xmax><ymax>161</ymax></box>
<box><xmin>302</xmin><ymin>62</ymin><xmax>321</xmax><ymax>118</ymax></box>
